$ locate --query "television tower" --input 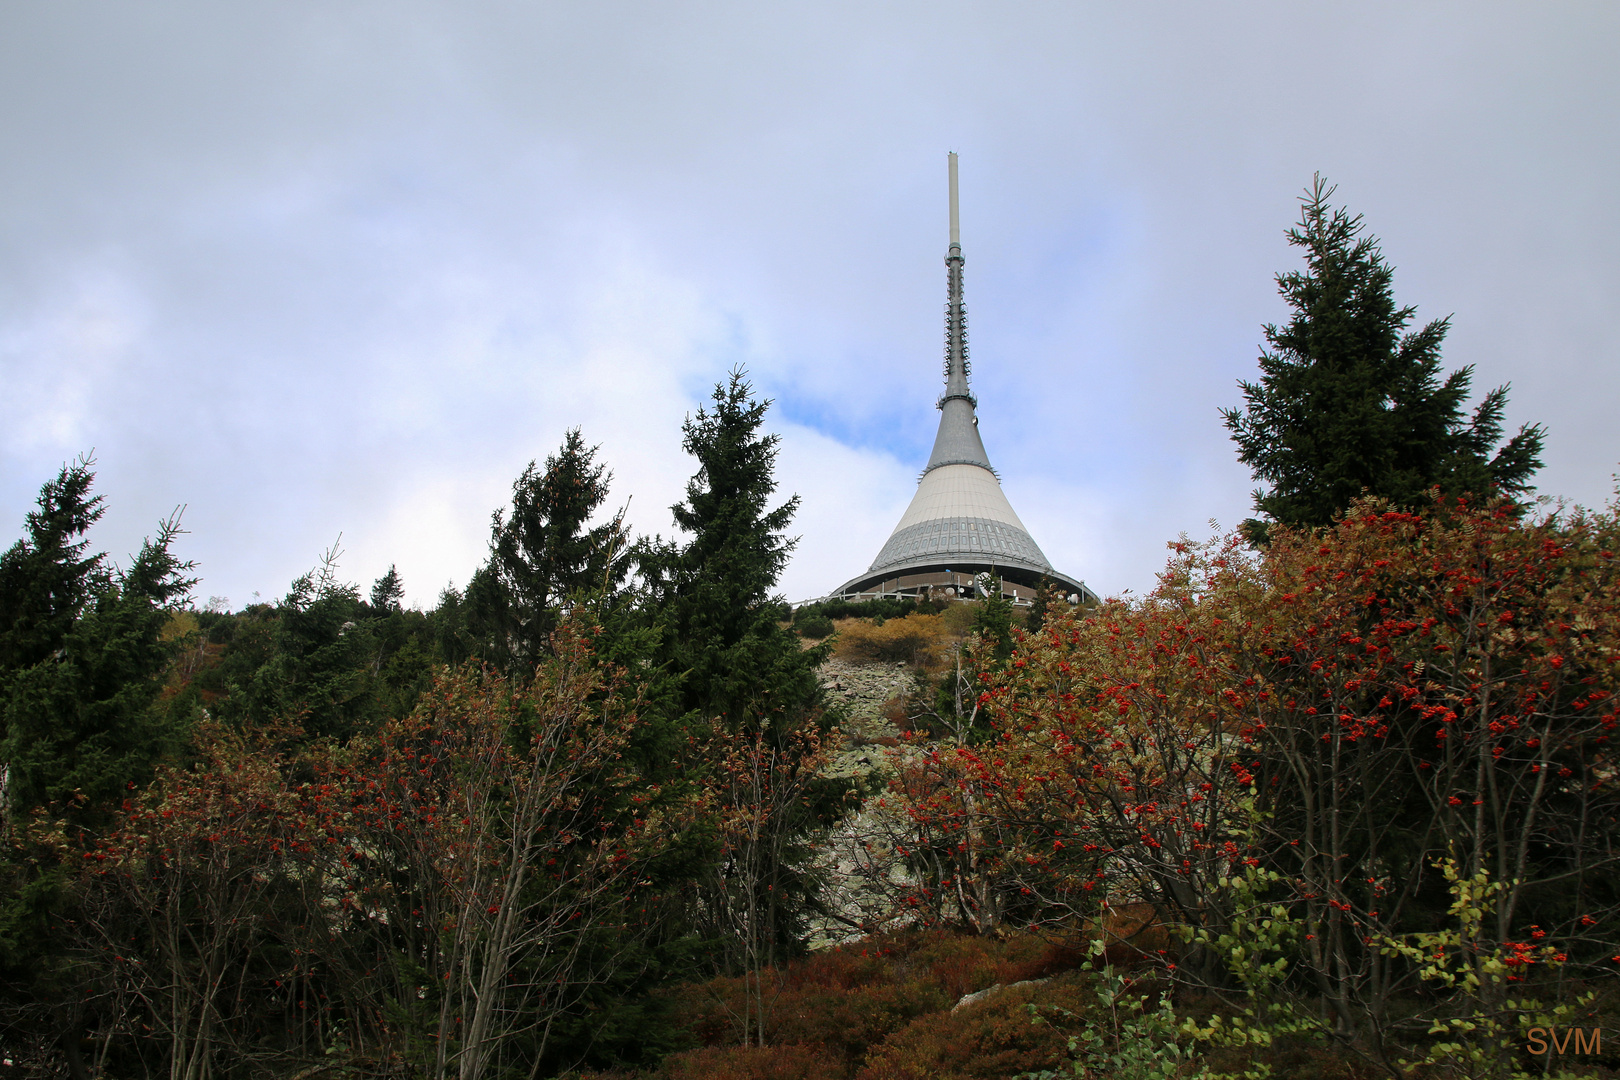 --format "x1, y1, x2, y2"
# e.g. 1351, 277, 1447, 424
832, 153, 1094, 605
